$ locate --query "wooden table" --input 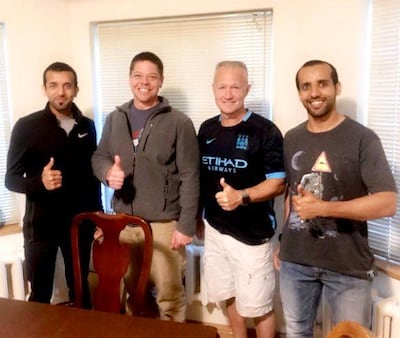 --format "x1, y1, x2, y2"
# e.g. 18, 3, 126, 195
0, 298, 219, 338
